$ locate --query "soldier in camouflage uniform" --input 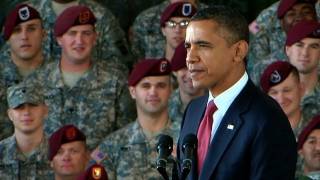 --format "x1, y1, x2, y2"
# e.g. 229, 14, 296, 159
169, 42, 205, 123
247, 0, 317, 73
25, 6, 135, 150
296, 115, 320, 180
0, 83, 53, 179
26, 0, 132, 68
160, 2, 197, 61
131, 0, 207, 61
260, 61, 316, 138
49, 125, 90, 180
91, 59, 180, 179
285, 20, 320, 122
0, 4, 49, 140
